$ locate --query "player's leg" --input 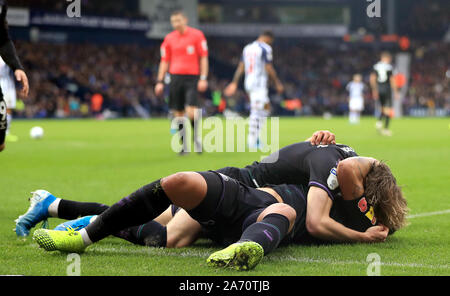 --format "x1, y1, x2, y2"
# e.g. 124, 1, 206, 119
207, 202, 296, 270
381, 93, 393, 135
169, 75, 189, 154
15, 189, 110, 236
165, 208, 202, 248
33, 171, 215, 252
184, 76, 202, 153
248, 89, 269, 149
113, 206, 174, 246
376, 93, 387, 132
